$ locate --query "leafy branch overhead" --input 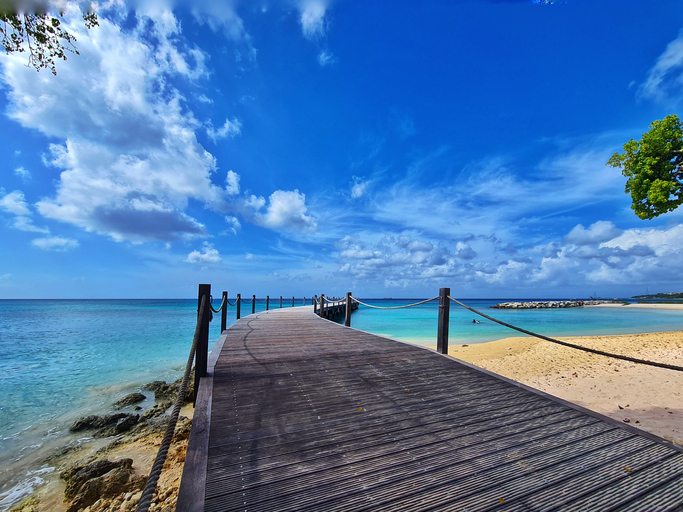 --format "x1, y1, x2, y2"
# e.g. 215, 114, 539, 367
608, 114, 683, 220
0, 8, 98, 75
